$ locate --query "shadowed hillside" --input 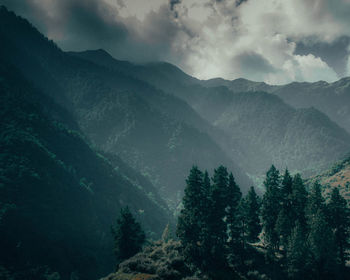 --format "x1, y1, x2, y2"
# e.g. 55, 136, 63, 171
0, 60, 171, 279
0, 6, 251, 205
74, 47, 350, 182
